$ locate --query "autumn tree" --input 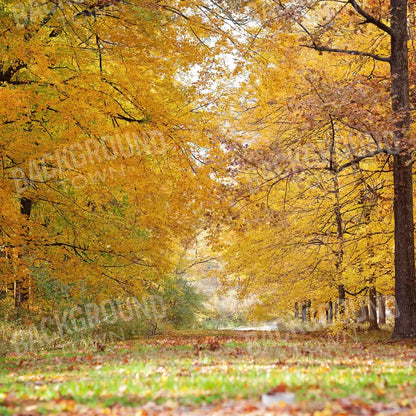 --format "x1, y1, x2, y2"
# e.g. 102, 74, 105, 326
289, 0, 416, 337
199, 0, 409, 333
0, 0, 224, 310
